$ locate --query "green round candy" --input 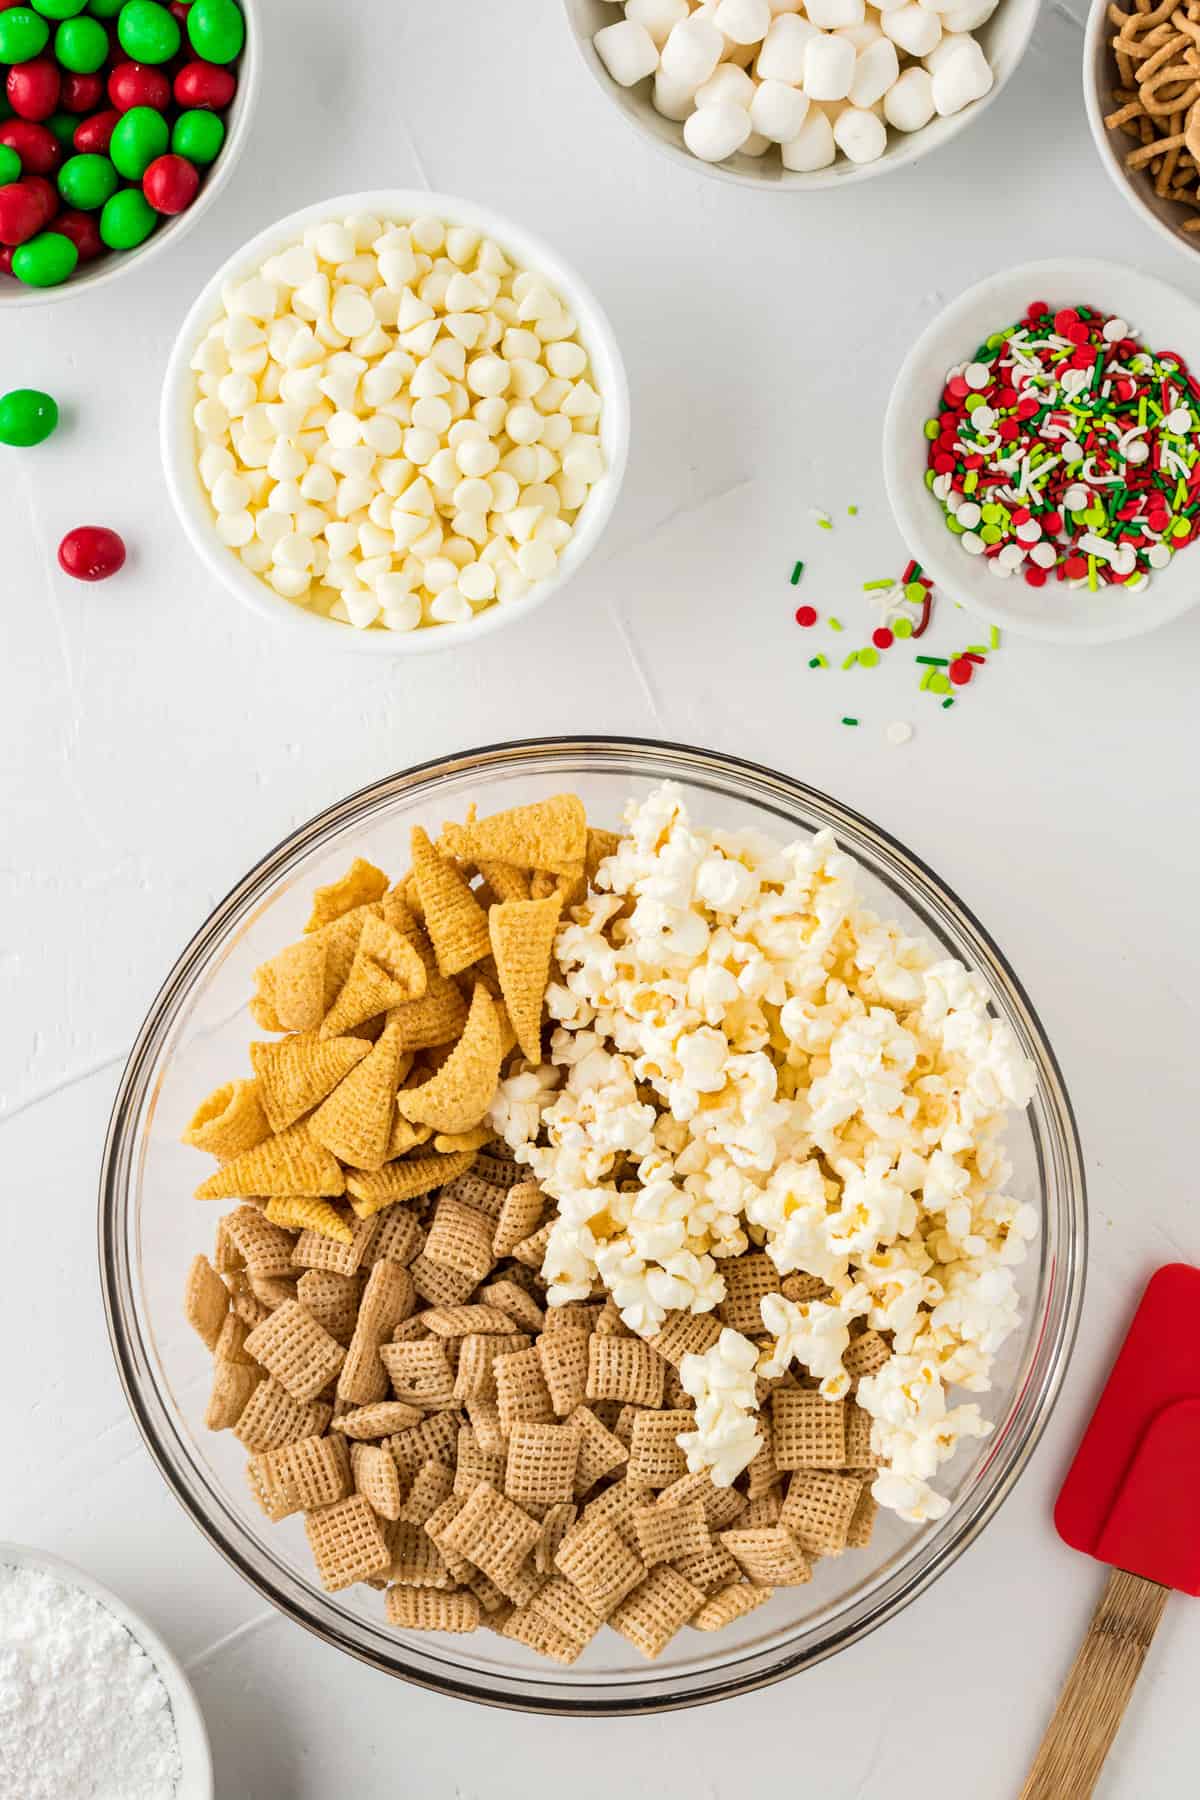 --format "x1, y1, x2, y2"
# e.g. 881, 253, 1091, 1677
31, 0, 89, 17
99, 185, 156, 249
0, 387, 58, 447
186, 0, 243, 63
87, 0, 125, 13
117, 0, 180, 60
58, 151, 117, 209
0, 145, 21, 184
109, 104, 169, 179
12, 232, 79, 288
0, 8, 51, 60
47, 111, 77, 146
171, 107, 224, 164
55, 12, 109, 68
